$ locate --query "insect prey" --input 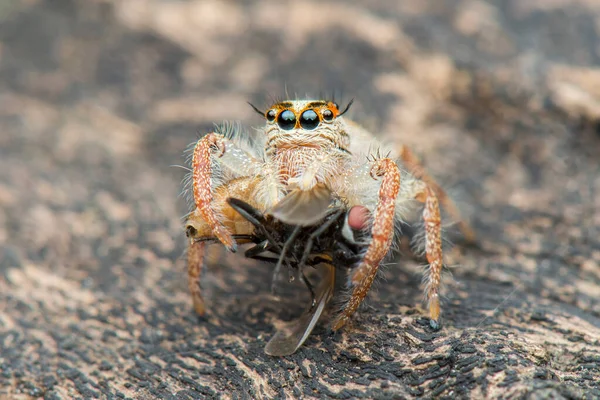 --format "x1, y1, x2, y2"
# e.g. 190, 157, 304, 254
225, 198, 369, 355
